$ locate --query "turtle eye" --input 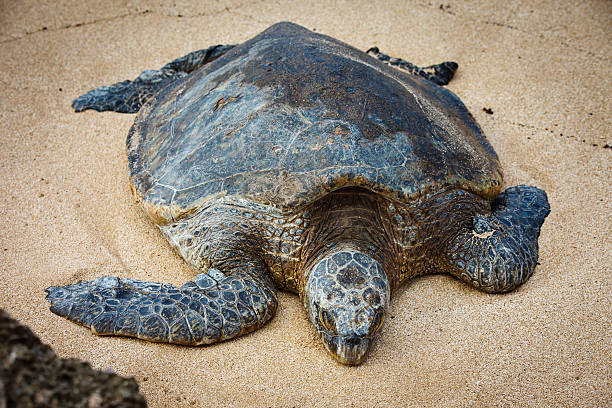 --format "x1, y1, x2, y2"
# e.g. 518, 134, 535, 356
319, 309, 336, 333
369, 311, 384, 335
